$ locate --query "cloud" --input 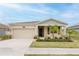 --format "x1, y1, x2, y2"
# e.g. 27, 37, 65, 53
31, 4, 58, 15
0, 12, 4, 17
59, 4, 79, 19
71, 4, 79, 9
0, 3, 58, 15
0, 4, 21, 9
0, 3, 79, 25
21, 4, 58, 15
60, 11, 78, 19
0, 3, 78, 19
0, 3, 24, 12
